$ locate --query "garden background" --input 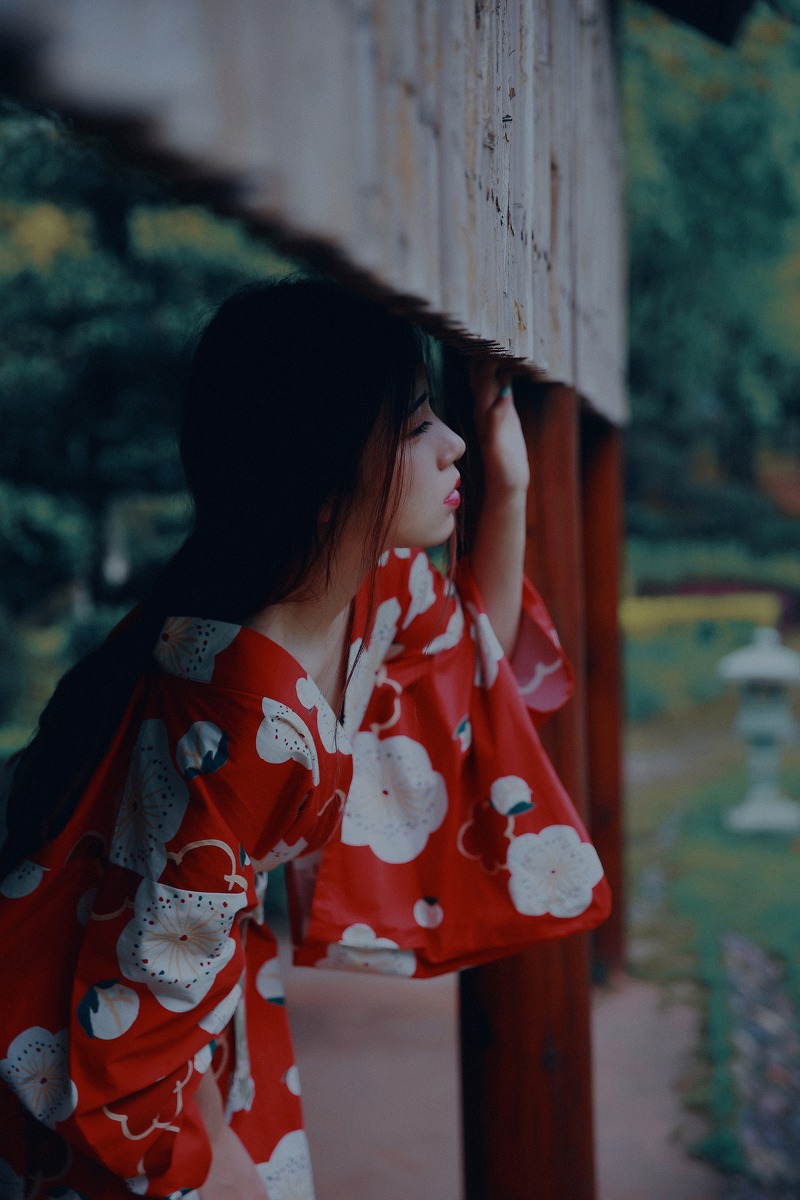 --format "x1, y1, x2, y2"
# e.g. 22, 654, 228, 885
3, 0, 800, 1188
